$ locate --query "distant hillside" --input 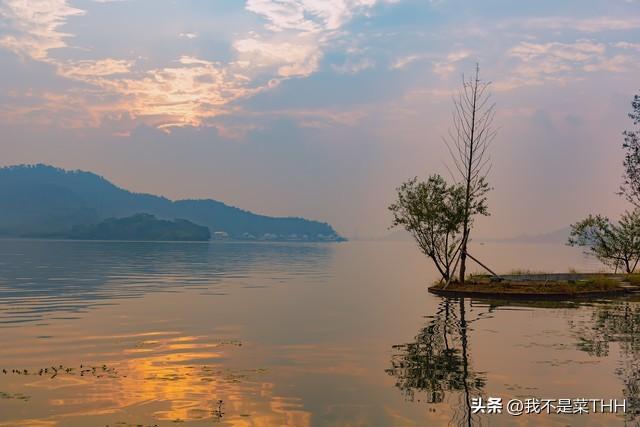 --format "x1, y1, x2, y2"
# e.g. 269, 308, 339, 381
506, 227, 570, 244
0, 165, 344, 241
62, 214, 211, 241
379, 229, 413, 242
381, 227, 571, 244
477, 227, 571, 245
